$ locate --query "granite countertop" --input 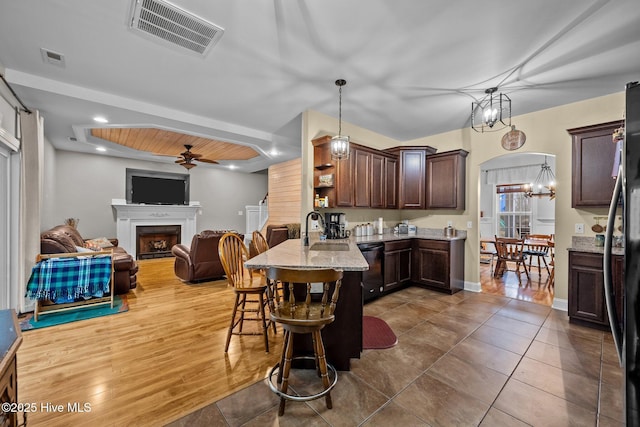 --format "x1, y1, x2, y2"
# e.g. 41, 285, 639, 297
353, 228, 467, 244
568, 236, 624, 255
245, 237, 369, 271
